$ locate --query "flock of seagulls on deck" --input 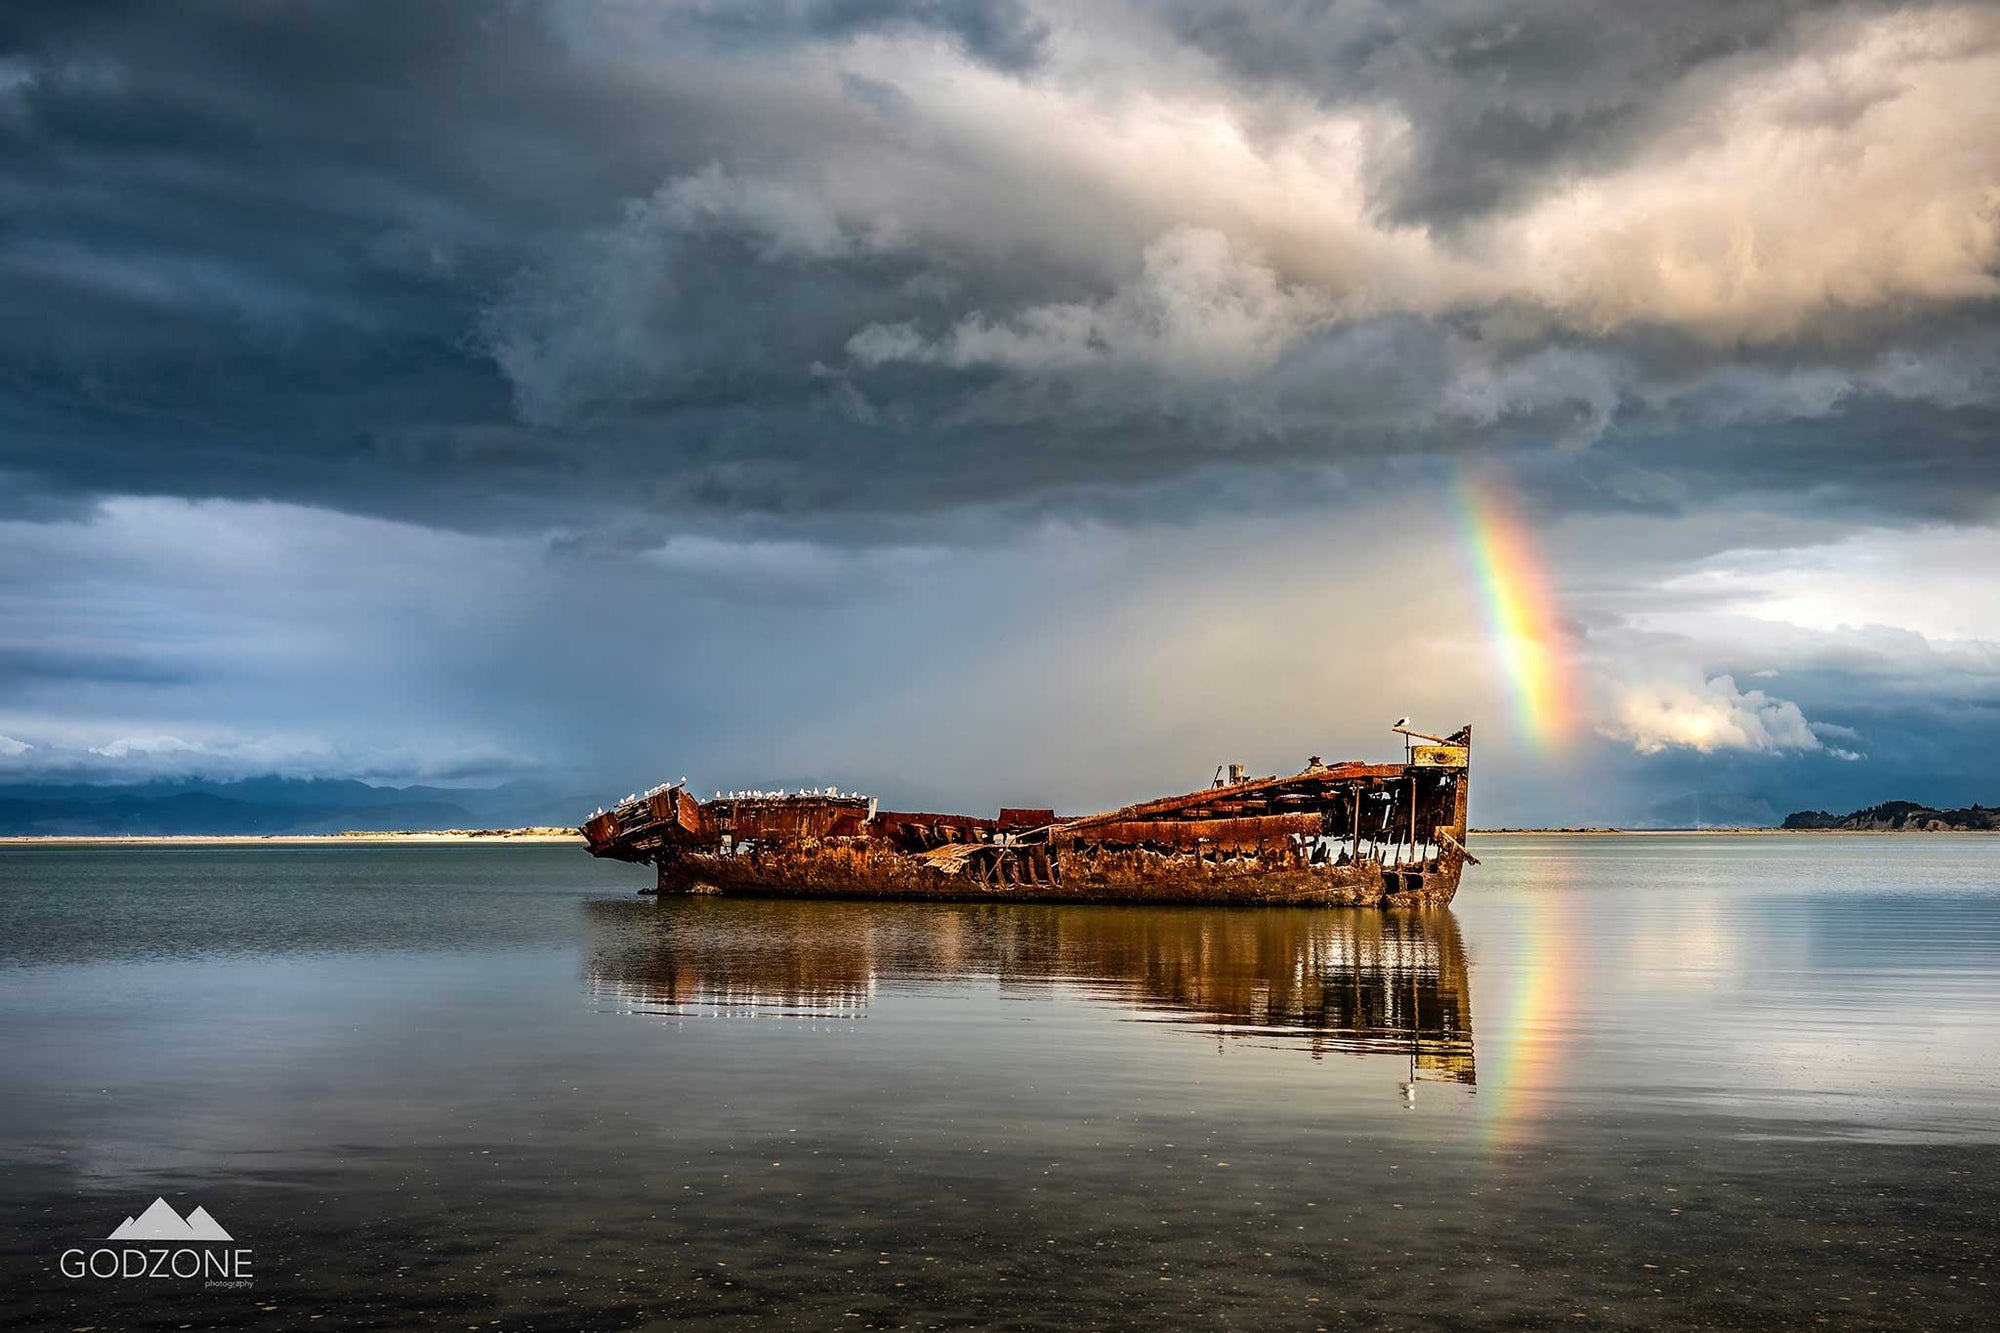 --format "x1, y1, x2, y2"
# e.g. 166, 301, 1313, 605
594, 781, 852, 817
597, 719, 1424, 818
590, 777, 688, 818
